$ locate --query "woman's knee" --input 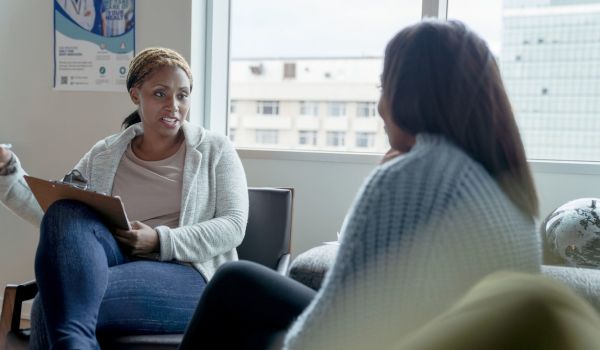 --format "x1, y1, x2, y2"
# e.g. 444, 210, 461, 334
40, 200, 100, 240
211, 261, 270, 289
43, 199, 96, 223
